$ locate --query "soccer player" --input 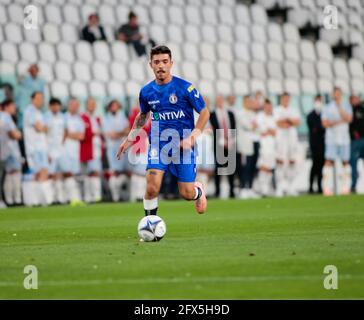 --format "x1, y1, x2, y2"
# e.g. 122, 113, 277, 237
103, 100, 130, 202
80, 98, 103, 203
23, 92, 53, 206
116, 45, 210, 216
321, 87, 353, 196
44, 97, 67, 204
256, 99, 276, 197
63, 98, 85, 205
274, 92, 301, 197
1, 99, 22, 205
